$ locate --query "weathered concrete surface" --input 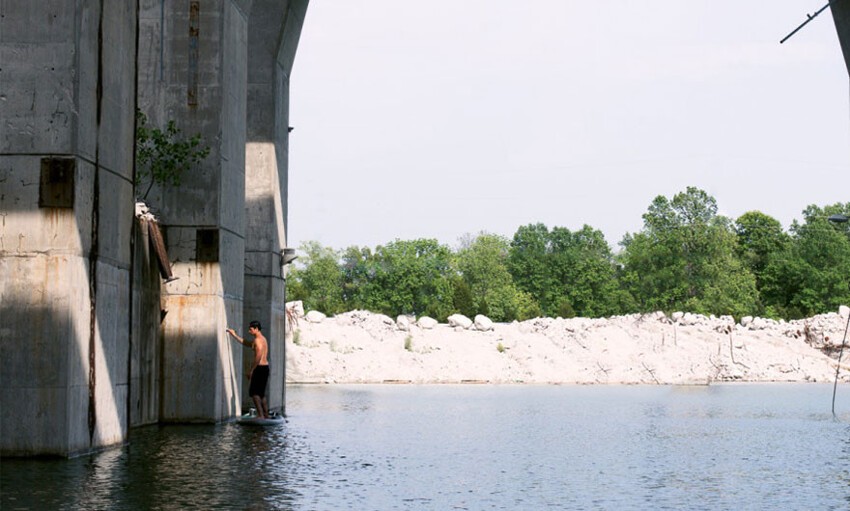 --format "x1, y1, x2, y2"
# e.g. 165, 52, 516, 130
242, 0, 308, 414
832, 0, 850, 77
2, 0, 307, 453
1, 0, 137, 456
136, 0, 307, 420
137, 0, 249, 422
130, 218, 164, 427
139, 0, 277, 421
